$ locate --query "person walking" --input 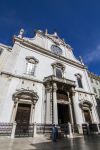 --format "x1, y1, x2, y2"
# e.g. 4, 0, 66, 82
64, 123, 68, 137
52, 124, 58, 142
